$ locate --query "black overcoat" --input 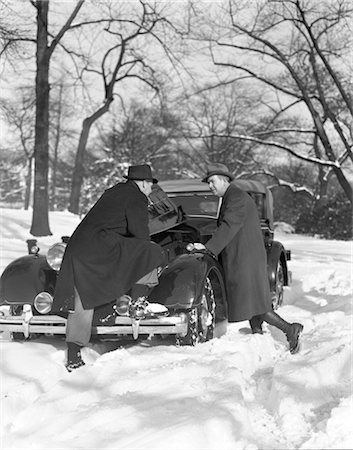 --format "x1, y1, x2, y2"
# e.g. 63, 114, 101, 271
205, 183, 272, 322
53, 181, 164, 312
